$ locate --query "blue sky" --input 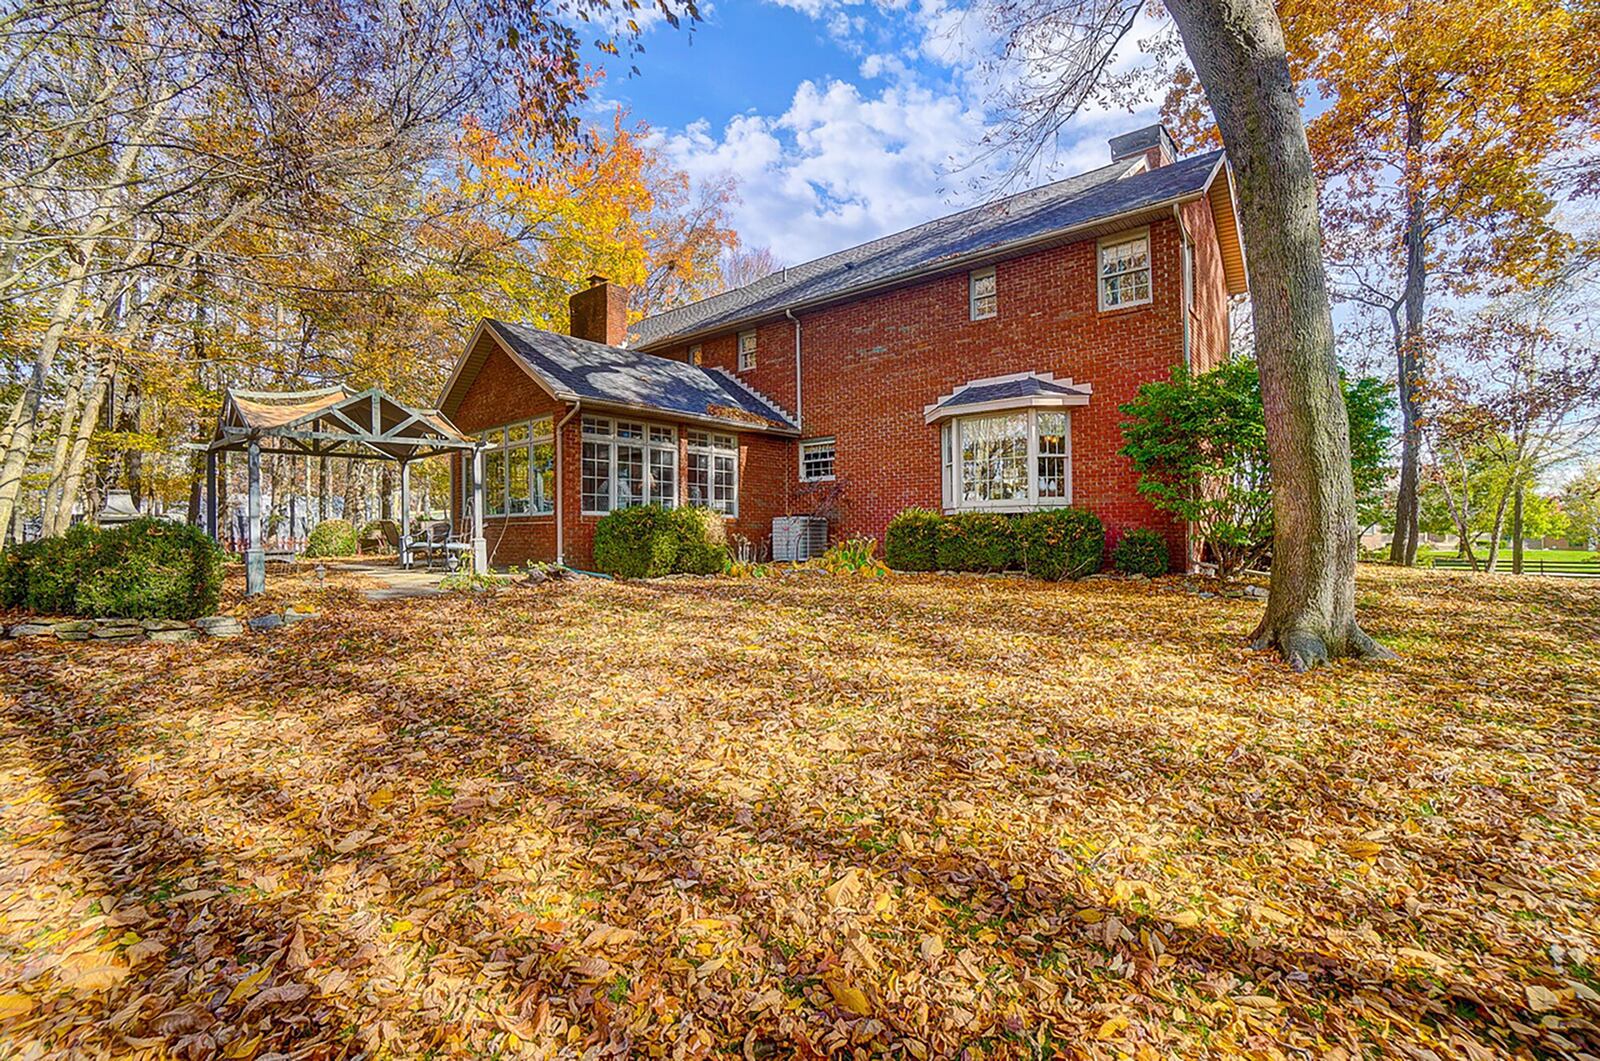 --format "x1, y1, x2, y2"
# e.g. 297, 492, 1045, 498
584, 1, 1170, 265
